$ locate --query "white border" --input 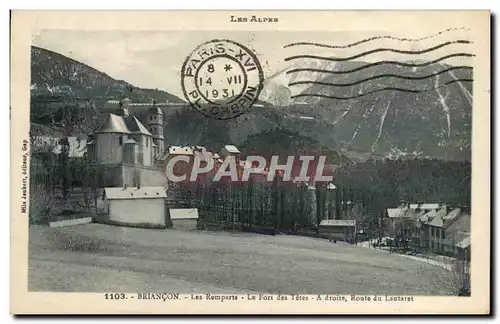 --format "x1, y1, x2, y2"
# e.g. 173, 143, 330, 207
4, 1, 497, 323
